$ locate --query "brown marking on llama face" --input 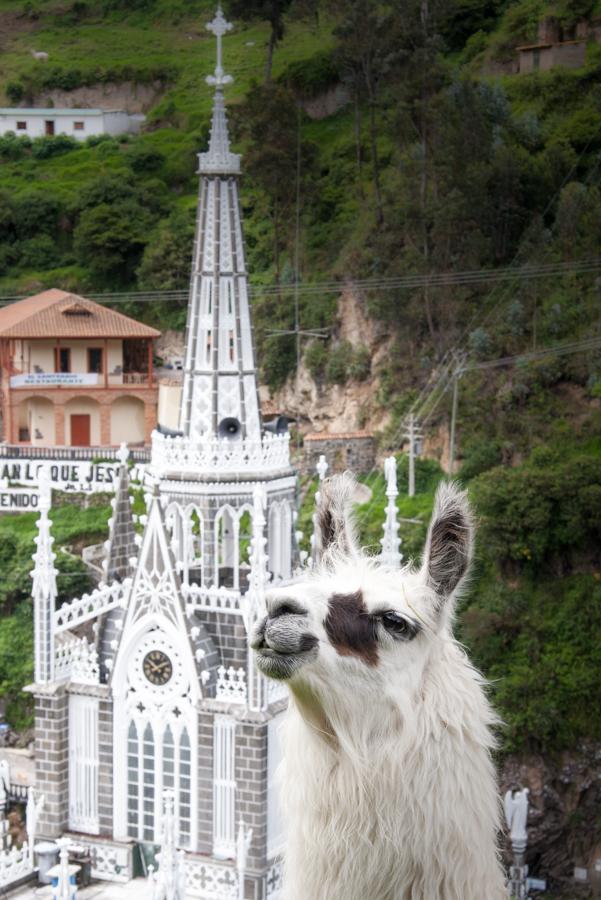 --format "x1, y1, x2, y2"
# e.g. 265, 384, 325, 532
325, 590, 379, 667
